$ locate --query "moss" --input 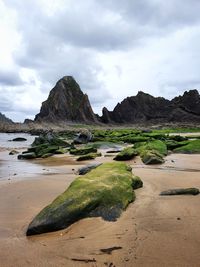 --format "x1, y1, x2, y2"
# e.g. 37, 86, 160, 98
165, 140, 189, 150
114, 147, 138, 161
131, 176, 143, 189
77, 152, 102, 161
140, 150, 164, 164
136, 140, 167, 156
70, 146, 97, 155
26, 162, 142, 235
135, 140, 167, 165
173, 140, 200, 154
